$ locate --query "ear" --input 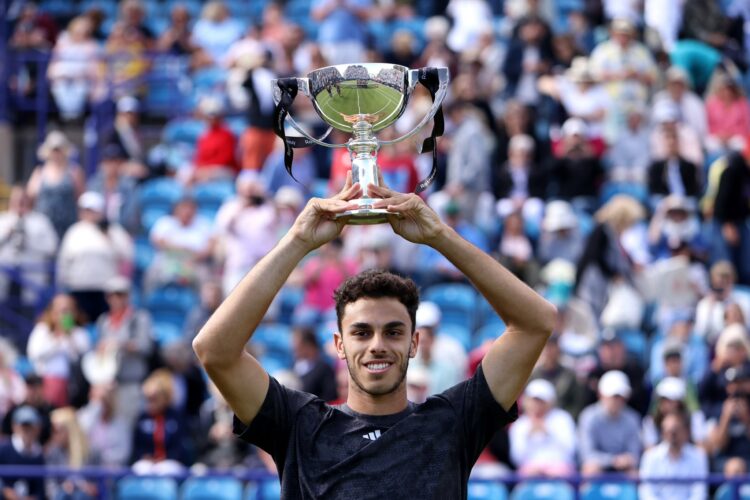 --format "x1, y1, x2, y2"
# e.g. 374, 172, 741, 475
409, 330, 420, 358
333, 331, 346, 360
